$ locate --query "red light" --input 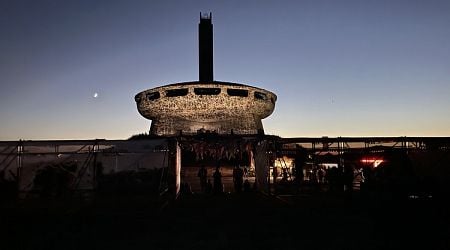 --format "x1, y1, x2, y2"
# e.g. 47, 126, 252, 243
360, 158, 384, 167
